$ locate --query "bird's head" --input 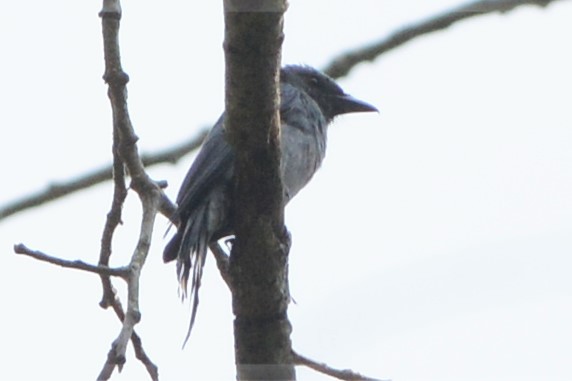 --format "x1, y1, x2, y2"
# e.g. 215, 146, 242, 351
281, 65, 378, 122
